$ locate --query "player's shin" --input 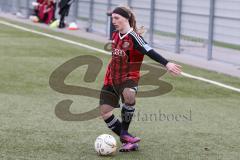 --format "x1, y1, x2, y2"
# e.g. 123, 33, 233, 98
121, 104, 135, 134
104, 114, 122, 136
